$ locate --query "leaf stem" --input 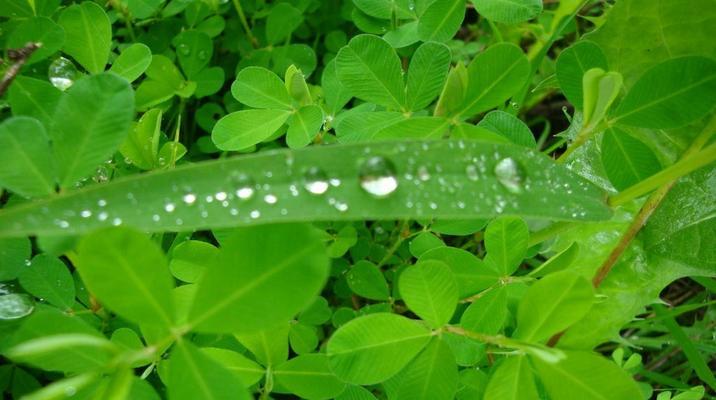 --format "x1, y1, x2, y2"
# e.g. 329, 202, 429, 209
232, 0, 258, 48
